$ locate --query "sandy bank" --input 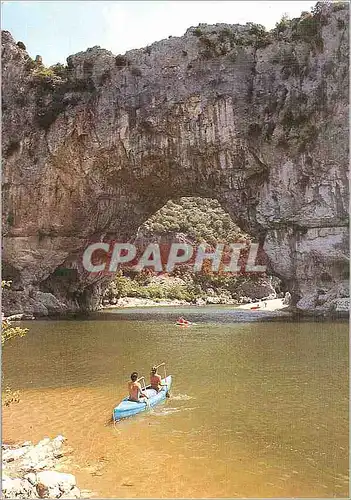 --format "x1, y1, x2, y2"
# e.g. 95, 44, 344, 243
236, 298, 288, 312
